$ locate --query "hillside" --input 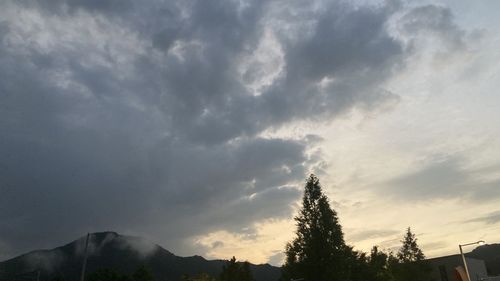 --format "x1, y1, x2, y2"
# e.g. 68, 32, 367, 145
0, 232, 281, 281
466, 244, 500, 276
